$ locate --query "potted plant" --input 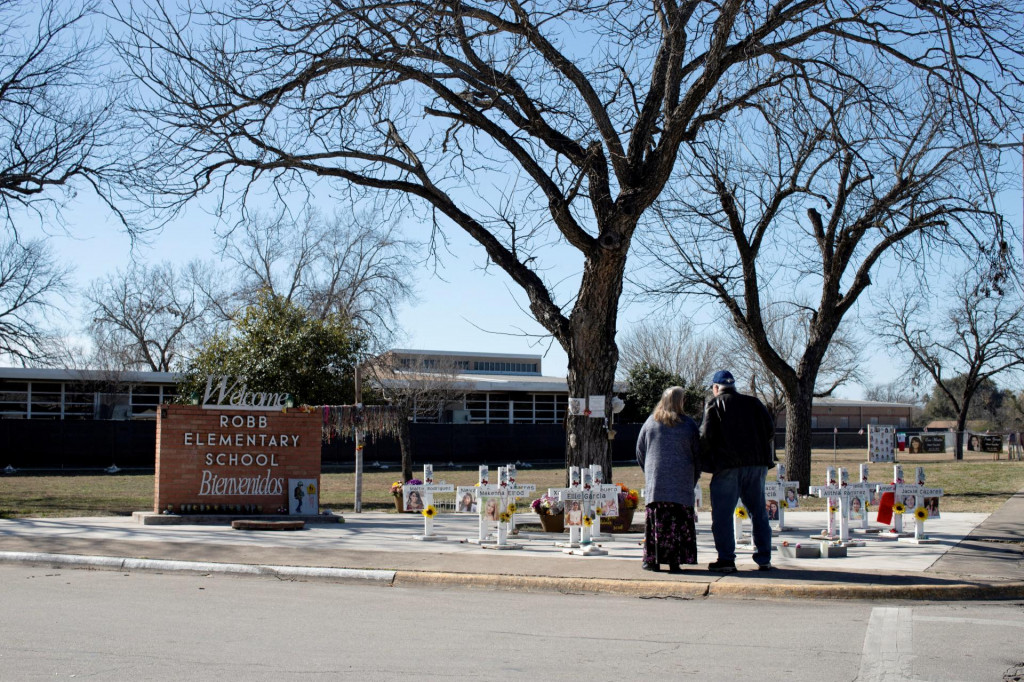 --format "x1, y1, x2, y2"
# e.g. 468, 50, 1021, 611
391, 478, 422, 513
531, 494, 565, 532
601, 484, 640, 533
